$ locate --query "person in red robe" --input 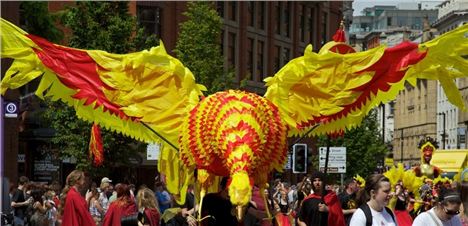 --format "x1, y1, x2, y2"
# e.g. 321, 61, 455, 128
136, 187, 160, 226
103, 183, 137, 226
298, 172, 345, 226
393, 183, 413, 226
61, 170, 96, 226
